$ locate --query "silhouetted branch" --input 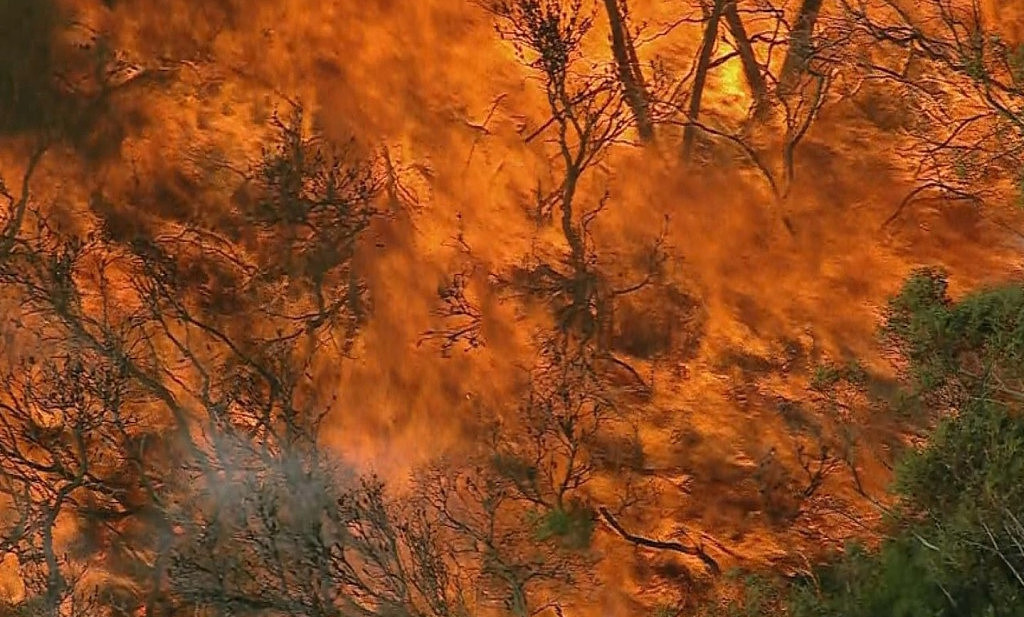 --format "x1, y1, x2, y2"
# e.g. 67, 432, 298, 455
598, 507, 721, 574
